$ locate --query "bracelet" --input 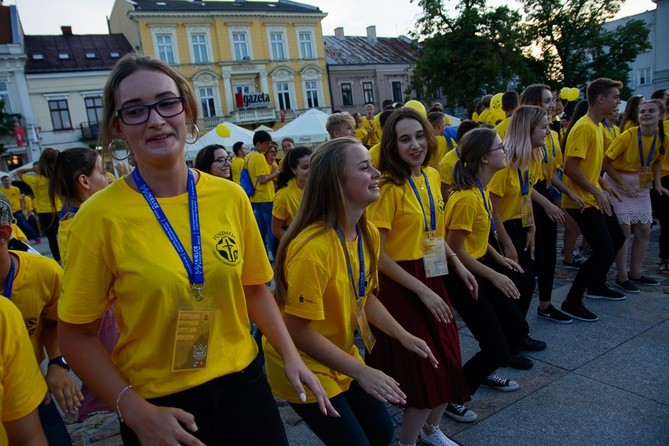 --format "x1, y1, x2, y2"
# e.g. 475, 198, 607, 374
447, 254, 458, 258
115, 385, 133, 423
